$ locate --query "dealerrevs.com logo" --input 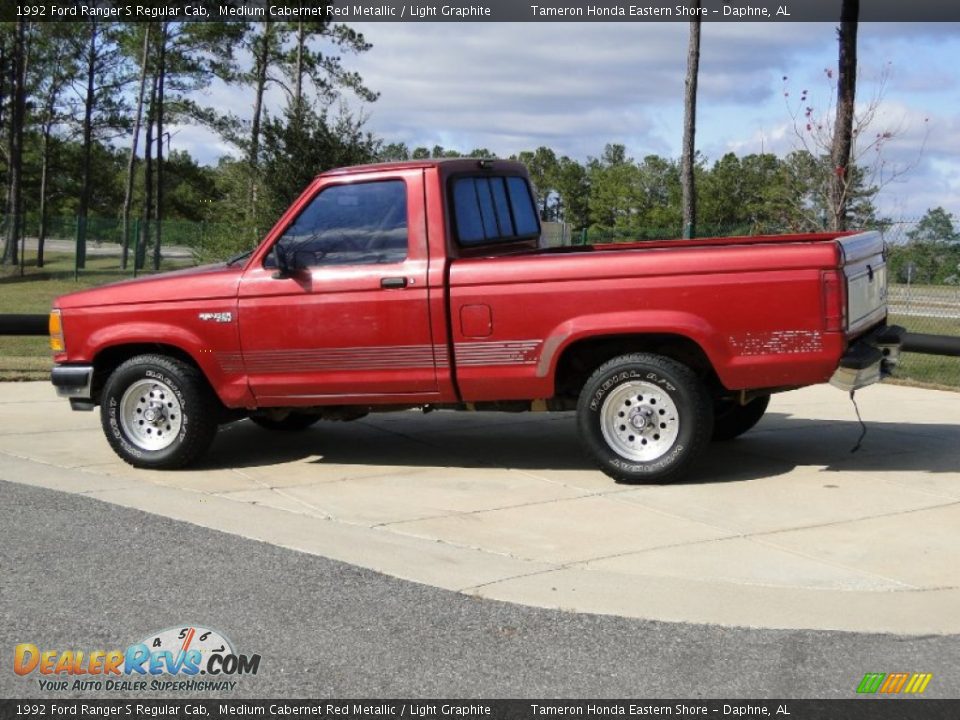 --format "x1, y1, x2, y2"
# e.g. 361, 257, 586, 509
13, 626, 260, 693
